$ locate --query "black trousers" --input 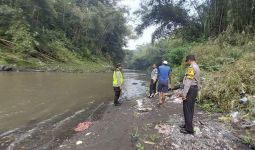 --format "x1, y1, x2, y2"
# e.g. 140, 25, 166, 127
114, 87, 121, 104
183, 85, 198, 132
149, 79, 158, 95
